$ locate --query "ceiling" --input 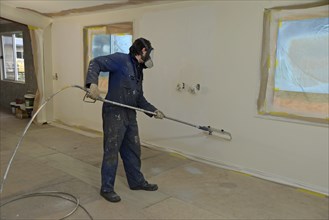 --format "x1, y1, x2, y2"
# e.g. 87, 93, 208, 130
0, 0, 163, 17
